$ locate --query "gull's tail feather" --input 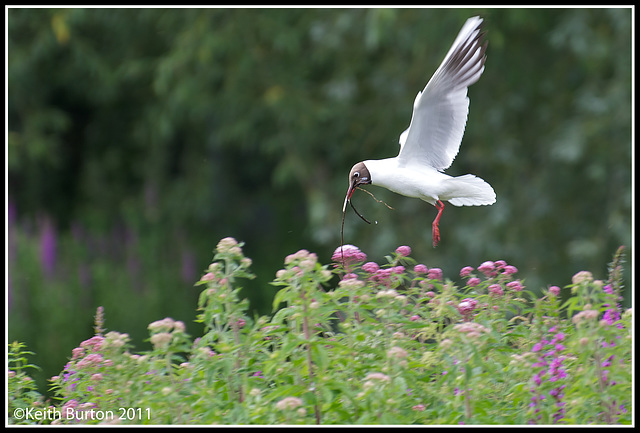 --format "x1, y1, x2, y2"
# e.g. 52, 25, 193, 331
445, 174, 496, 206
